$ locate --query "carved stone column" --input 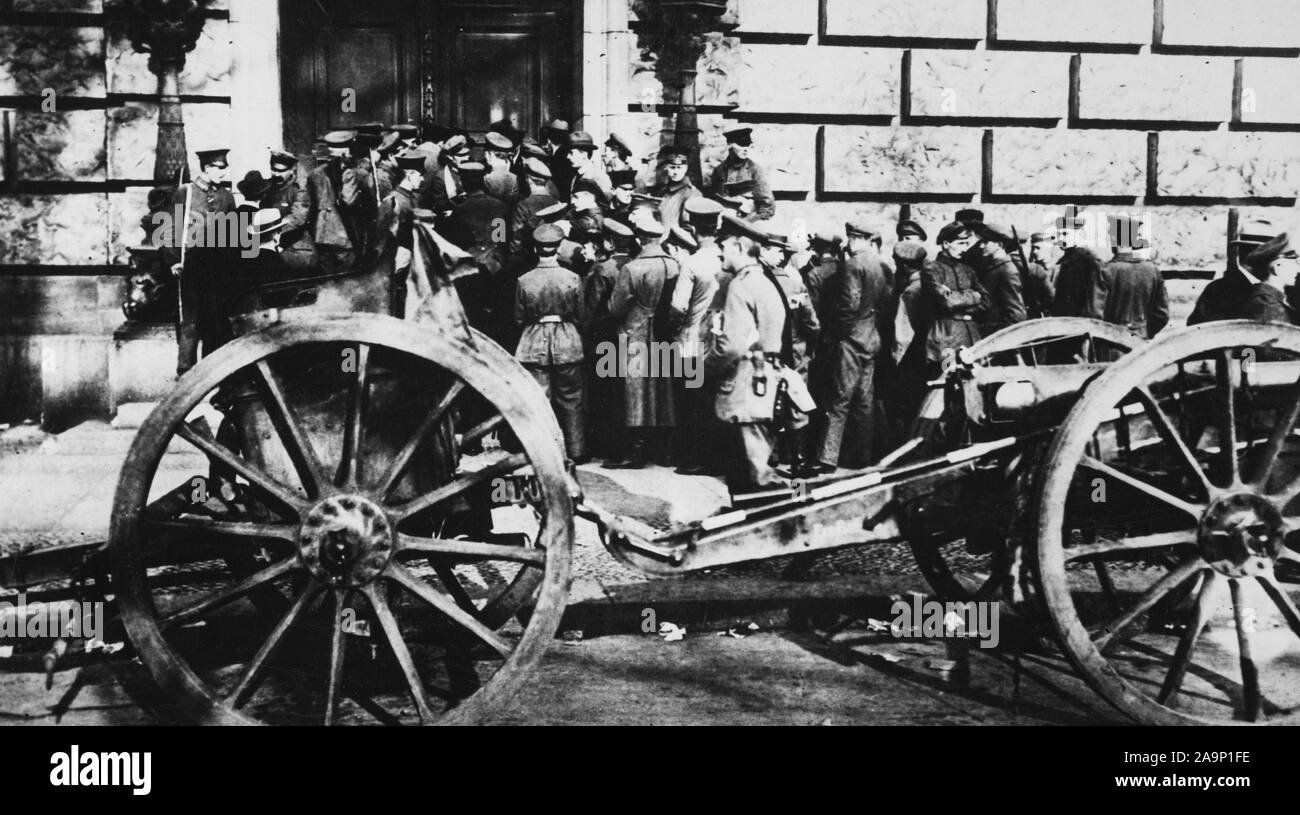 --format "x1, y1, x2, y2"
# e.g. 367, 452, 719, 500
631, 0, 732, 186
